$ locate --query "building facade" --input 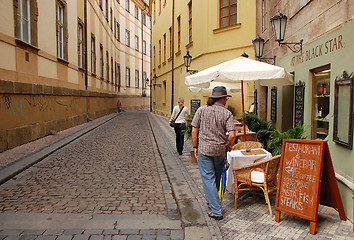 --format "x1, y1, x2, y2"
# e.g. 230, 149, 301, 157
150, 0, 257, 117
0, 0, 151, 152
254, 0, 354, 223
